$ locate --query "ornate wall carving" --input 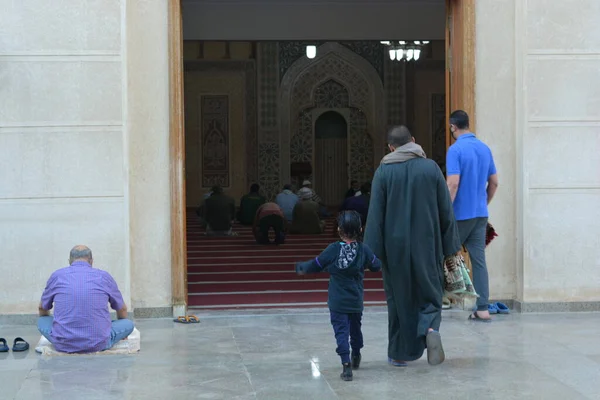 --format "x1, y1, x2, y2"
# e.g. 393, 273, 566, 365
384, 57, 407, 128
257, 43, 280, 200
280, 42, 385, 186
431, 93, 447, 173
349, 108, 374, 184
184, 61, 257, 190
201, 95, 229, 187
279, 41, 384, 83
